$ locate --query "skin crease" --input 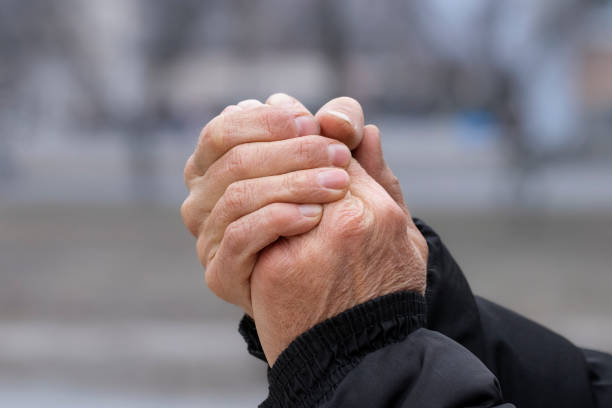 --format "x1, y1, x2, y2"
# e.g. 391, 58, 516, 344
181, 94, 428, 366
